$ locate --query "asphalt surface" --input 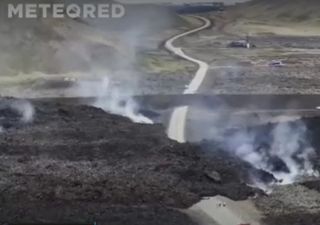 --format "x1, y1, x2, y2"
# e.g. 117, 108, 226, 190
164, 15, 262, 225
166, 15, 211, 143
